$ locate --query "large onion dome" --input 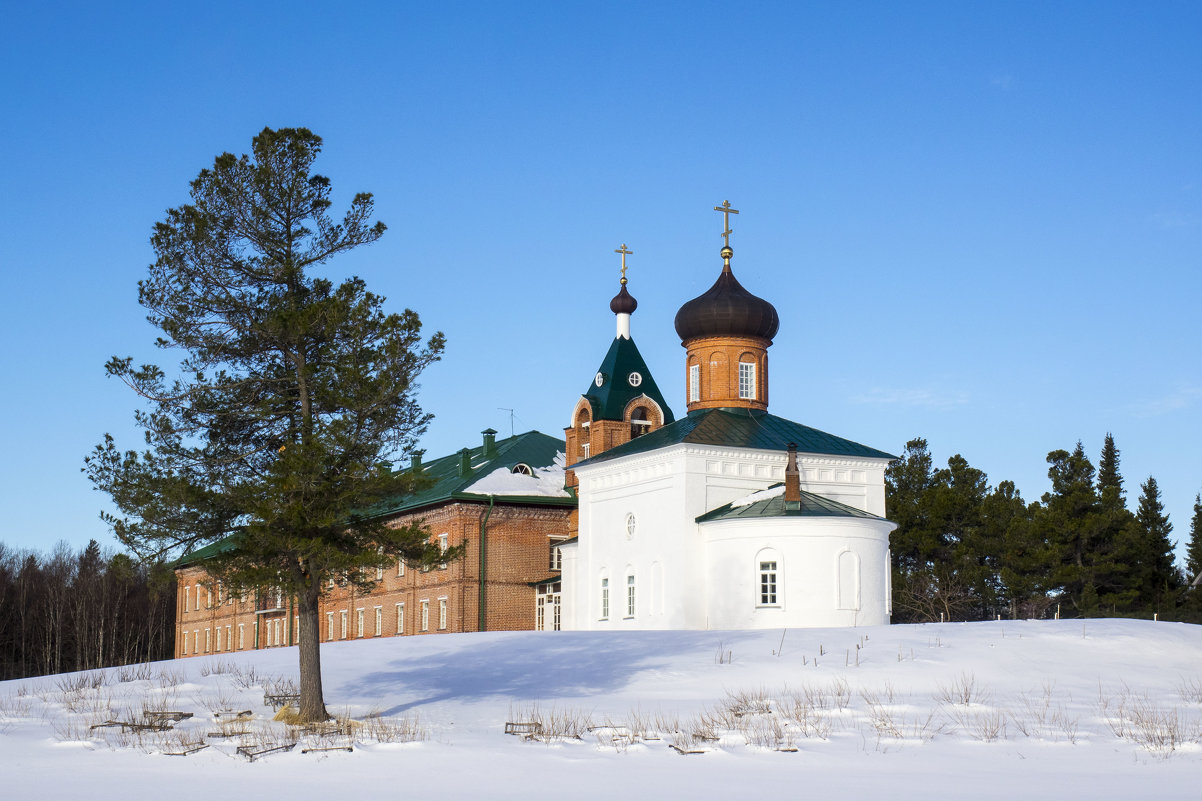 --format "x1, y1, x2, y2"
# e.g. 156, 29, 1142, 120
610, 281, 638, 315
674, 246, 779, 342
